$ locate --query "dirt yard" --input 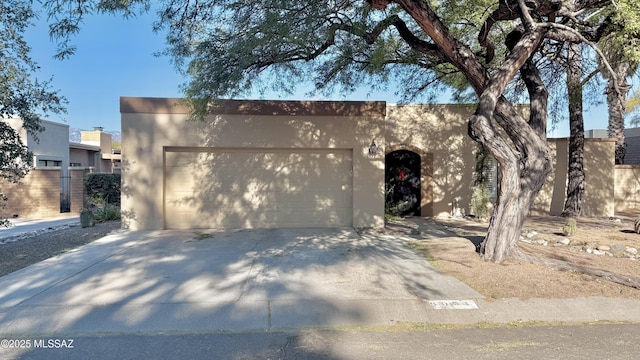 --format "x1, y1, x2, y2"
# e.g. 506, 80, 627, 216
0, 221, 121, 277
393, 214, 640, 300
